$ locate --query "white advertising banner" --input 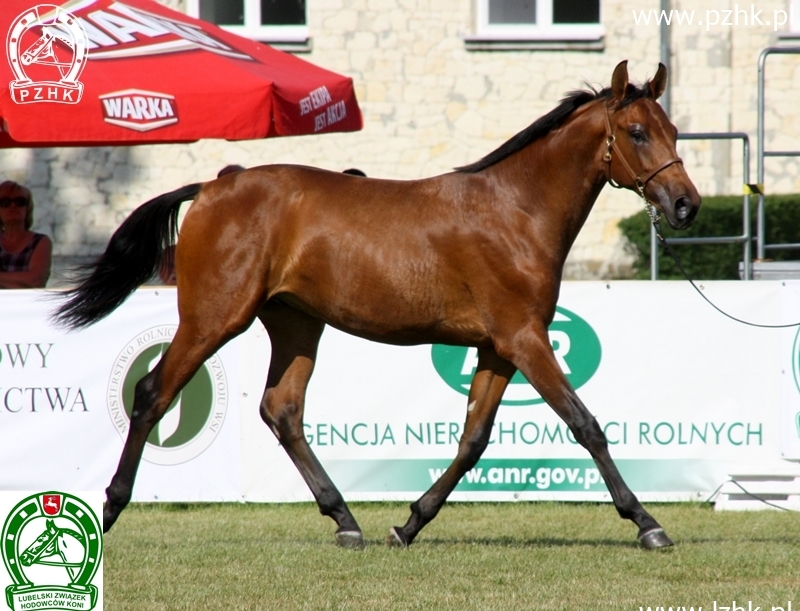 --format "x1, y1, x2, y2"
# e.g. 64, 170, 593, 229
239, 281, 794, 503
1, 282, 797, 504
0, 289, 241, 502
